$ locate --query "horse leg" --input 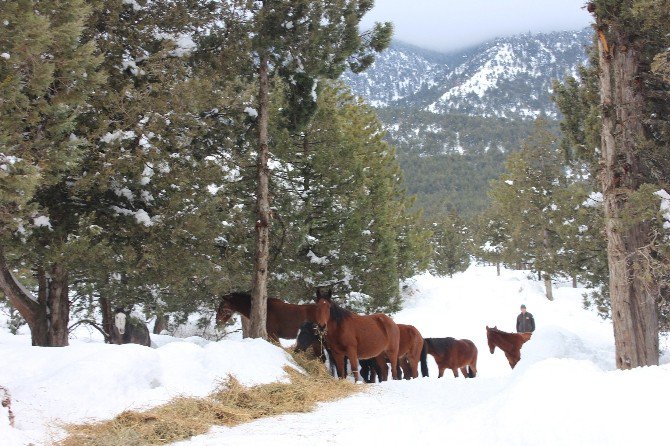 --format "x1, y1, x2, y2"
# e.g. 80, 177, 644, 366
374, 355, 388, 382
388, 354, 399, 380
400, 357, 412, 380
437, 367, 445, 378
470, 352, 478, 377
453, 368, 460, 378
333, 353, 347, 379
459, 367, 468, 378
346, 348, 361, 382
409, 355, 419, 379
